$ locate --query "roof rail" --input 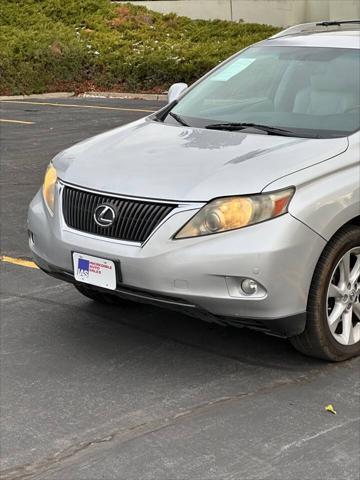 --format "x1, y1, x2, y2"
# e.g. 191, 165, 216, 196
271, 20, 360, 39
316, 20, 360, 27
